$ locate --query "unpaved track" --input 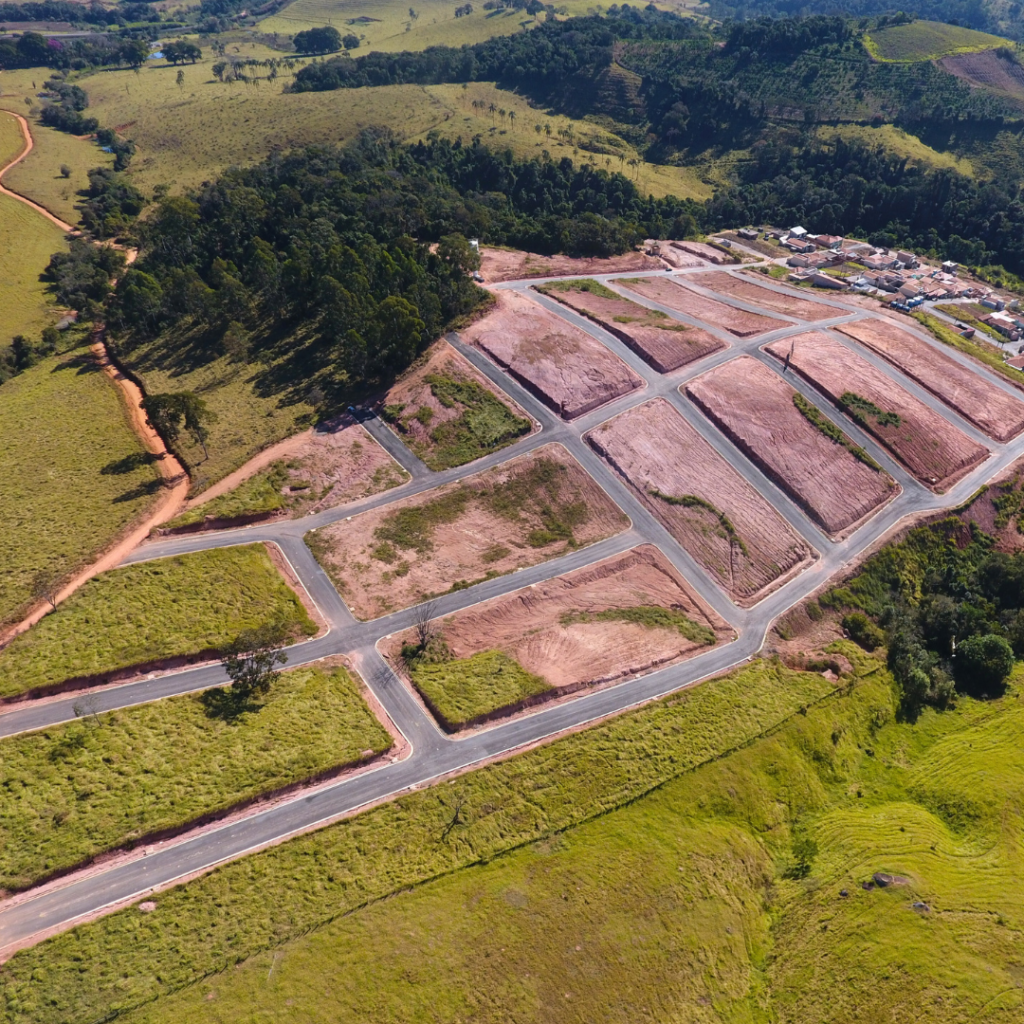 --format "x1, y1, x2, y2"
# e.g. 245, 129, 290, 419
5, 256, 1024, 959
0, 111, 75, 232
